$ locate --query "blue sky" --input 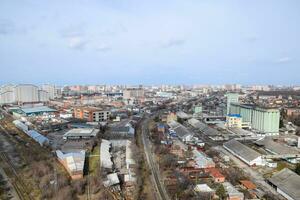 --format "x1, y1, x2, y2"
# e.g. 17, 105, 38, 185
0, 0, 299, 85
